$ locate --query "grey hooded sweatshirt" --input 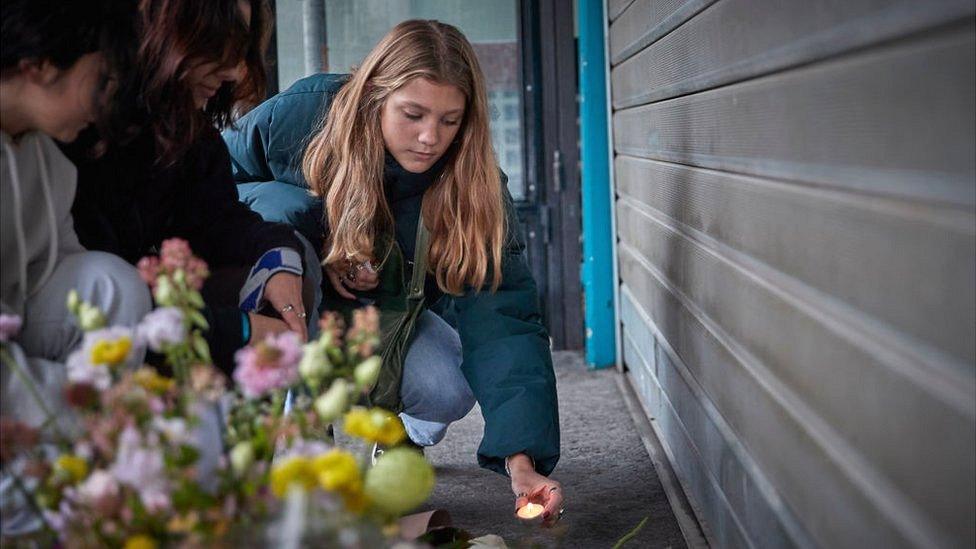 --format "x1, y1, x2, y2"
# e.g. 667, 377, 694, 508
1, 130, 85, 317
1, 129, 85, 535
